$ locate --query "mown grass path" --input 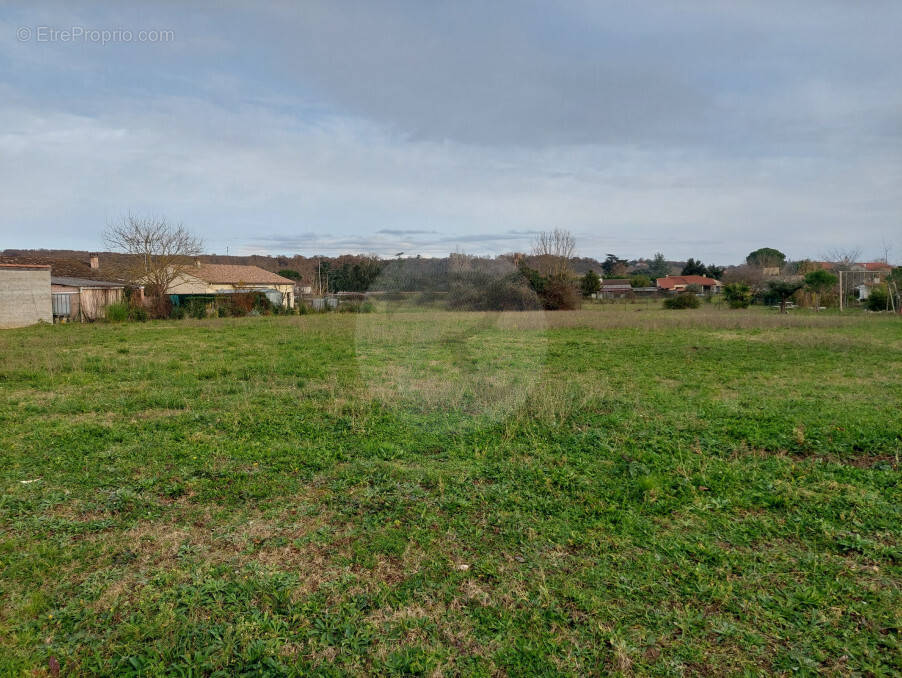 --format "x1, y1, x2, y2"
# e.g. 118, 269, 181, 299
1, 309, 900, 675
